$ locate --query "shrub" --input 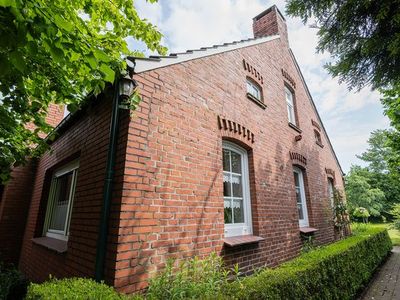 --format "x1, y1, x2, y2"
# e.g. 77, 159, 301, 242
146, 252, 238, 300
225, 227, 392, 300
0, 263, 27, 300
26, 277, 130, 300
